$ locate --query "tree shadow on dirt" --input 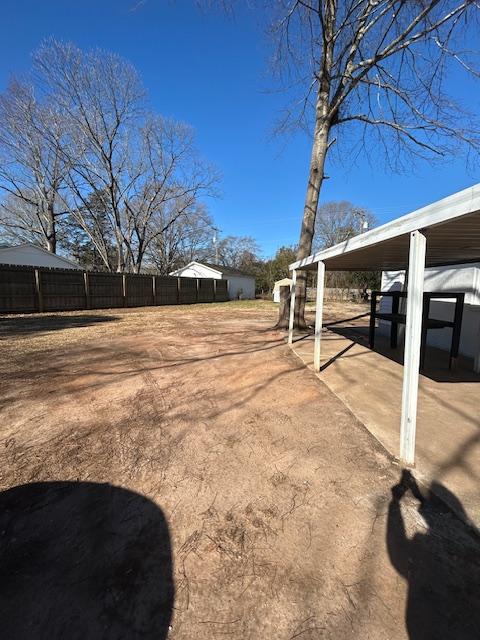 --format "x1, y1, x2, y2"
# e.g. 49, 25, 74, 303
0, 314, 120, 337
387, 470, 480, 639
0, 335, 289, 400
327, 324, 479, 383
0, 481, 174, 640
